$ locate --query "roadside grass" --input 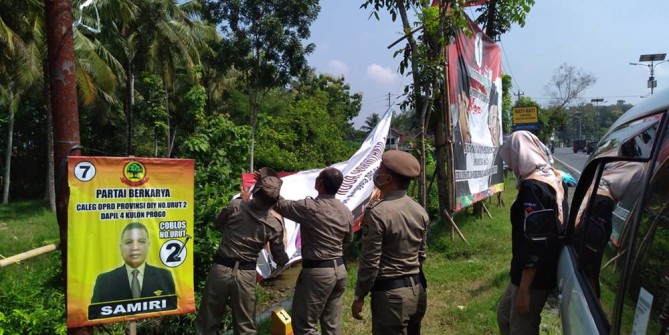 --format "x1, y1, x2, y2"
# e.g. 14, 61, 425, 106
0, 200, 59, 255
0, 200, 67, 334
0, 199, 60, 279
